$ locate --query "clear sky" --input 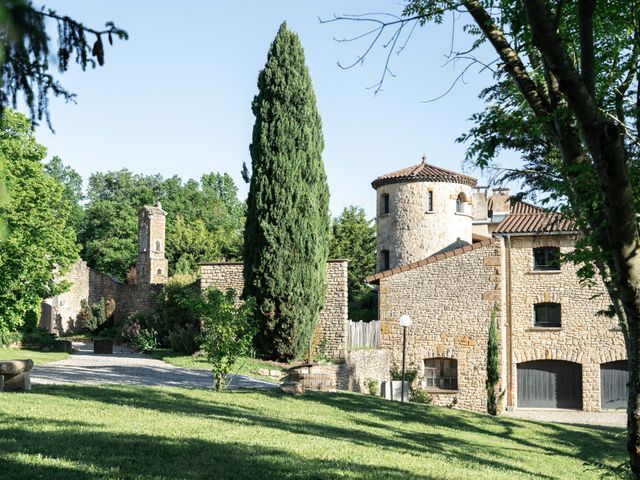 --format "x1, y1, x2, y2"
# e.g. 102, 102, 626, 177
28, 1, 517, 218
